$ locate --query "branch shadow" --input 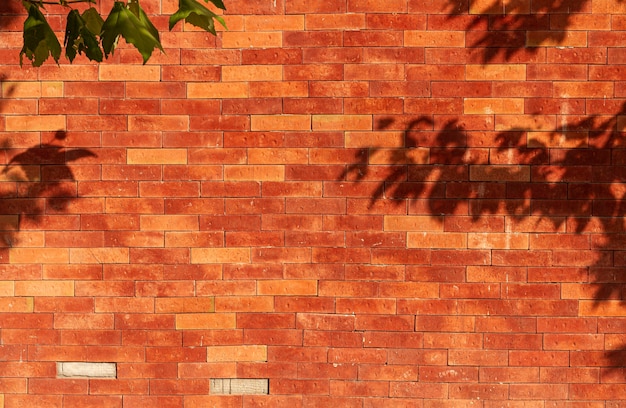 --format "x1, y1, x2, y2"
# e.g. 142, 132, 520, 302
441, 0, 622, 63
341, 102, 626, 375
